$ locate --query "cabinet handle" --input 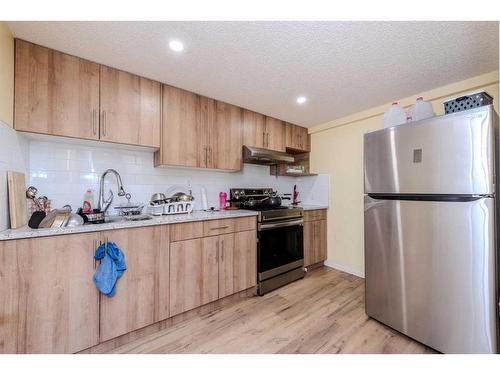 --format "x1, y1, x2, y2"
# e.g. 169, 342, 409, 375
91, 109, 95, 135
92, 239, 97, 269
210, 225, 229, 230
220, 239, 224, 261
267, 133, 270, 148
102, 111, 107, 137
208, 146, 212, 165
263, 131, 266, 147
204, 146, 208, 167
